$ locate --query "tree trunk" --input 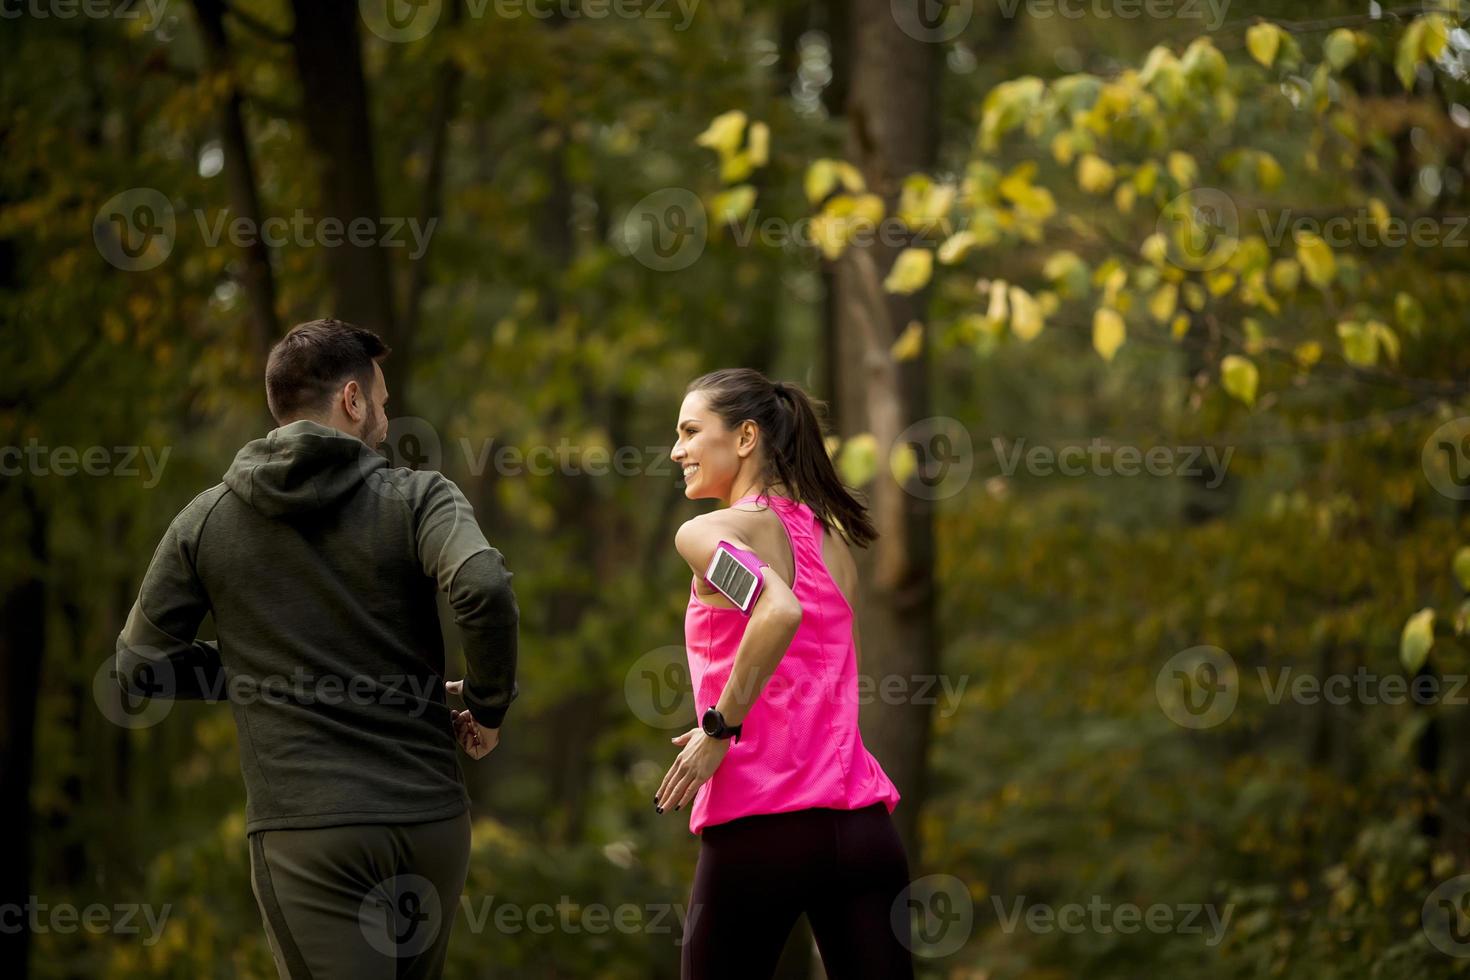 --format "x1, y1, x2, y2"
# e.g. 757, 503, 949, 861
290, 0, 404, 399
831, 0, 939, 863
193, 0, 280, 369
